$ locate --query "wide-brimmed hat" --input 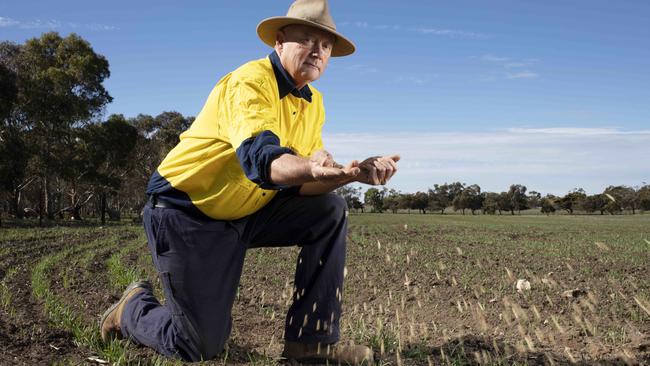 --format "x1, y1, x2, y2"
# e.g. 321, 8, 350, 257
256, 0, 355, 57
